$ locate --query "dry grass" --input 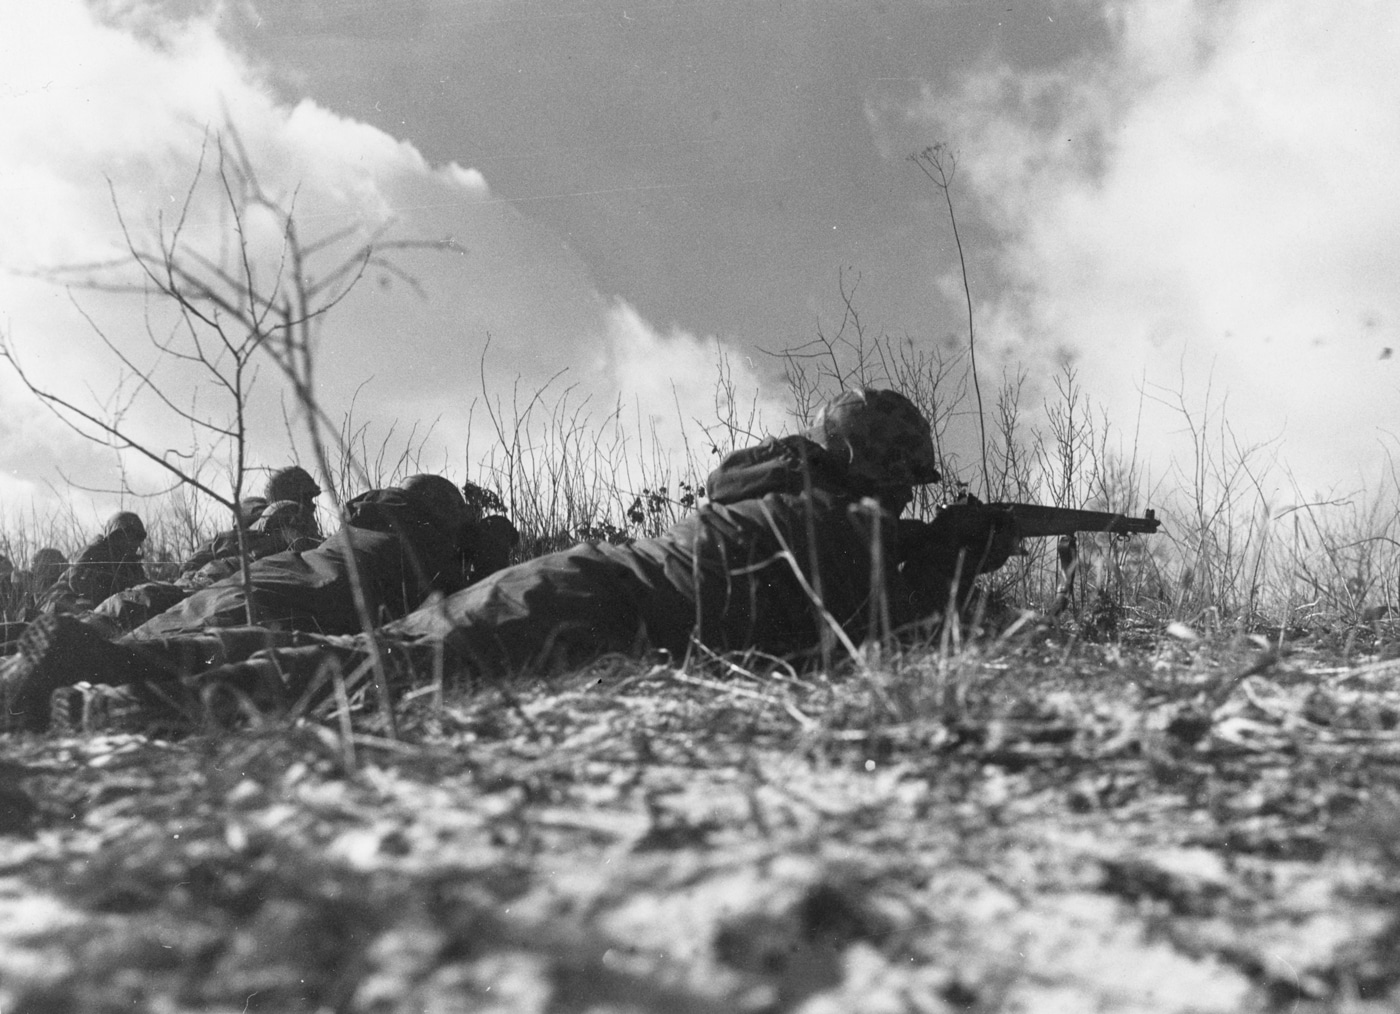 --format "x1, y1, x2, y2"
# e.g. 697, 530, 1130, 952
5, 626, 1400, 1011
